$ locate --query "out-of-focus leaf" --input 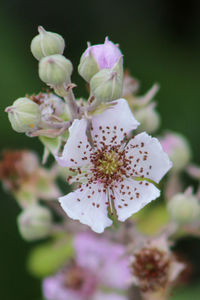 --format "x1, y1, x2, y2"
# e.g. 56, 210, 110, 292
134, 203, 170, 235
170, 282, 200, 300
27, 237, 74, 278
